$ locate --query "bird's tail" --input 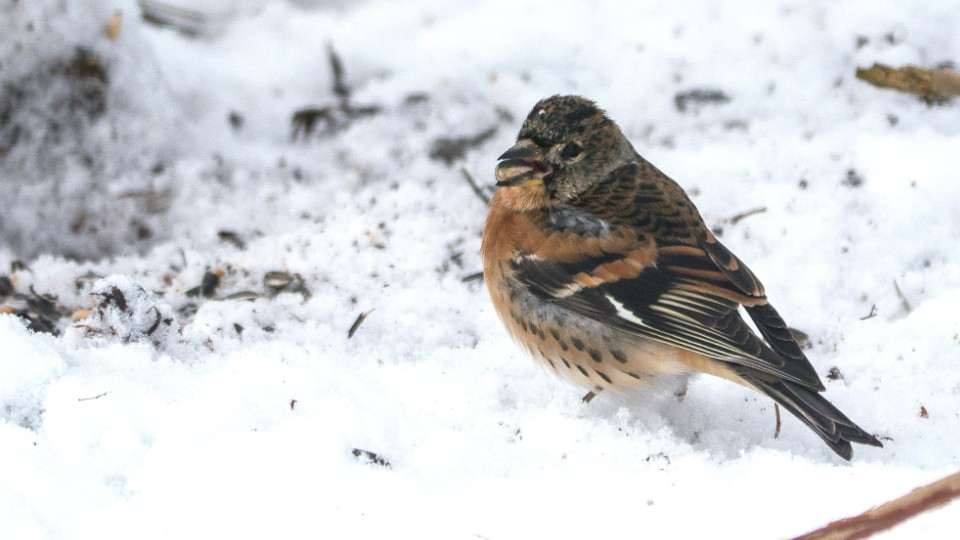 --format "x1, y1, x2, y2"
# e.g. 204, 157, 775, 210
737, 370, 883, 460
